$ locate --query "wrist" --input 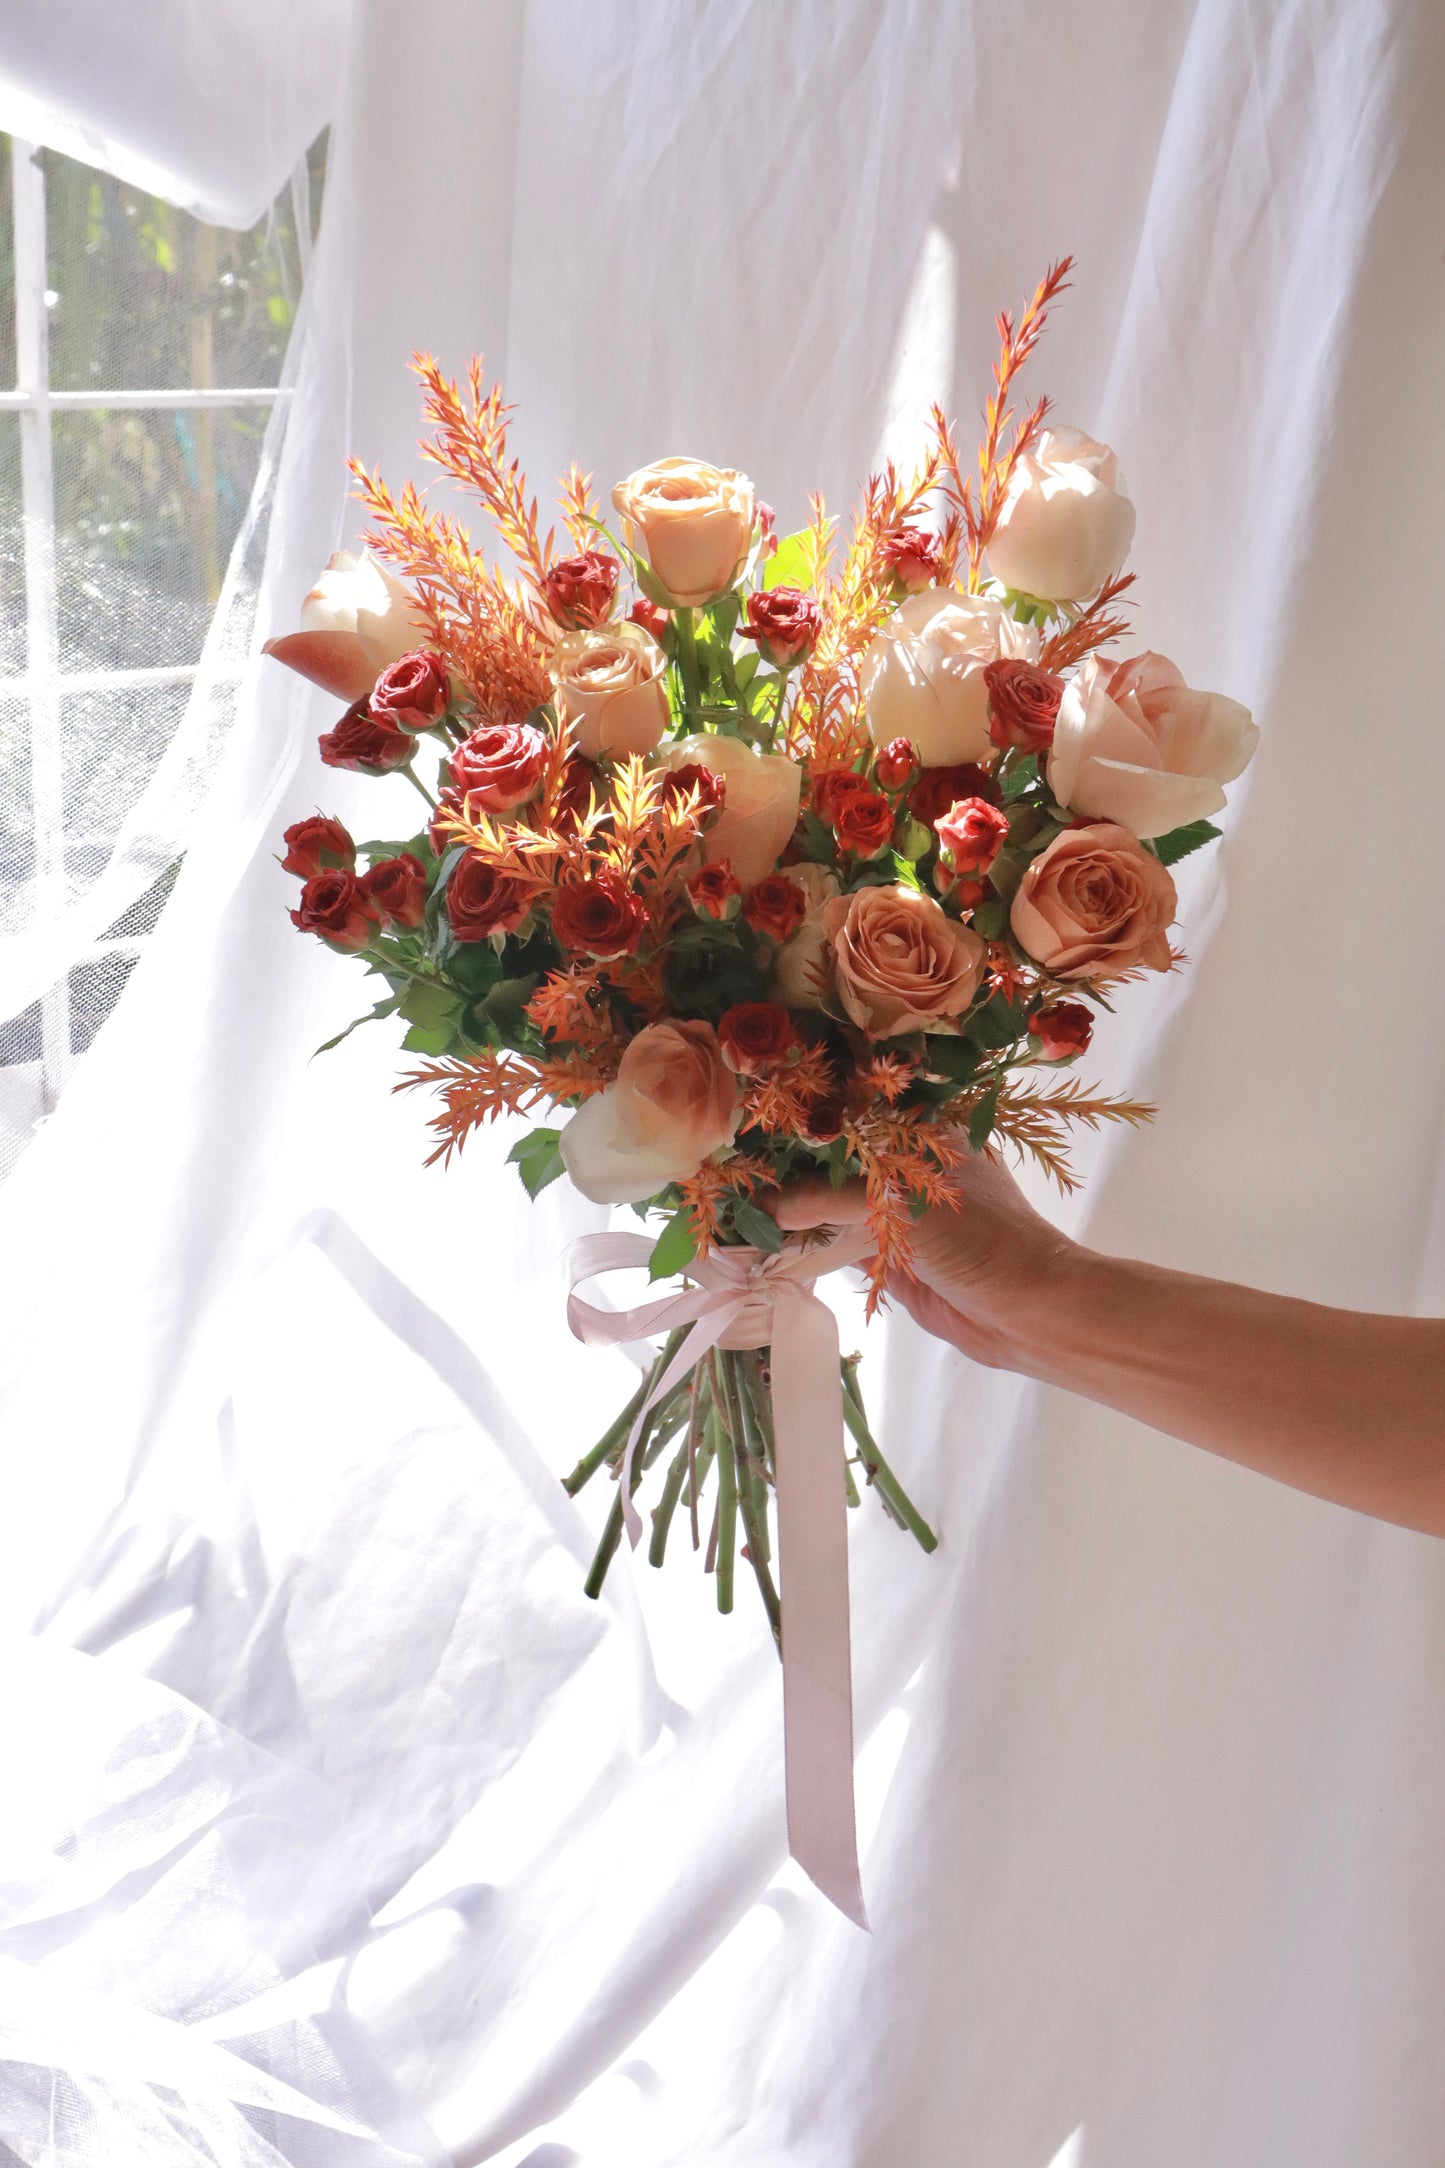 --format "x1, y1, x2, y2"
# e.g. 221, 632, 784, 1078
993, 1234, 1106, 1383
